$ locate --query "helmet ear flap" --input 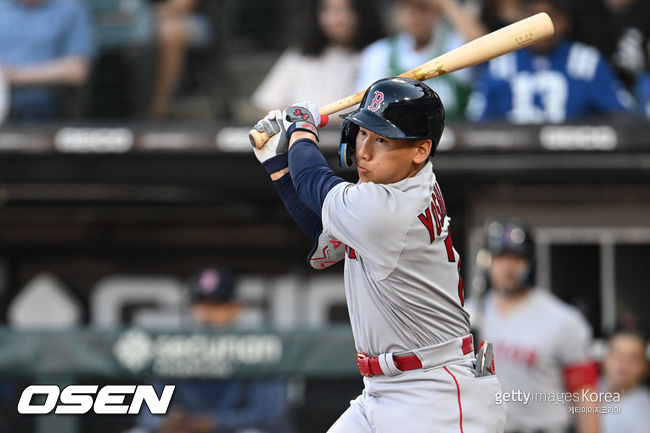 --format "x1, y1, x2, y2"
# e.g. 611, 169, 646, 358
338, 120, 358, 168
